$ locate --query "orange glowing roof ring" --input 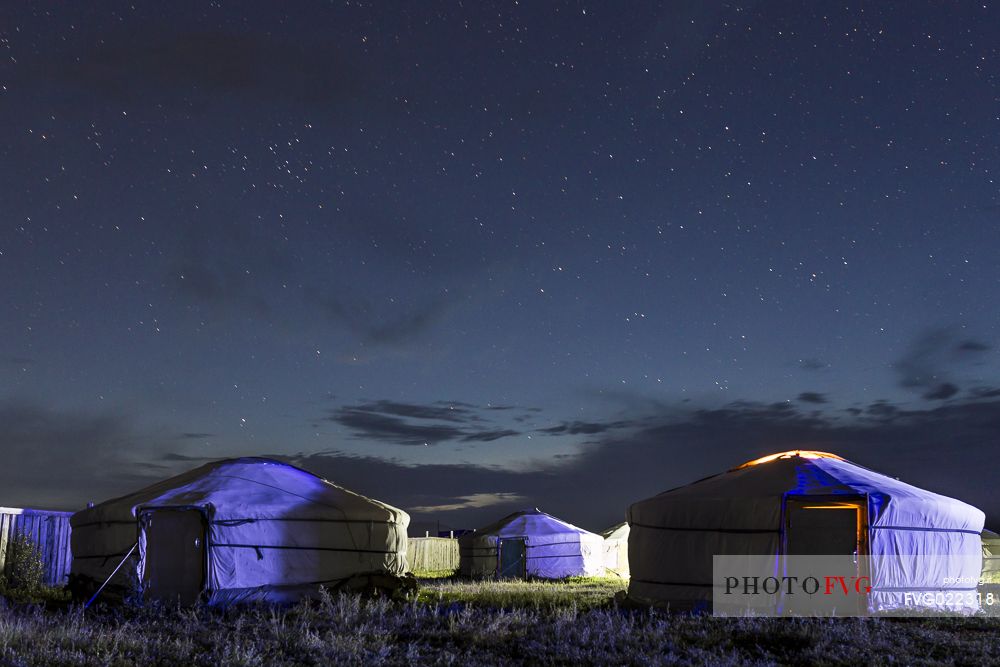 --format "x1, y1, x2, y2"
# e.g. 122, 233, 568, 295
733, 450, 844, 470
